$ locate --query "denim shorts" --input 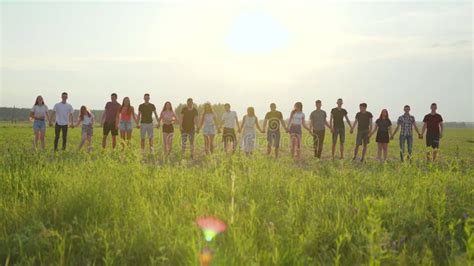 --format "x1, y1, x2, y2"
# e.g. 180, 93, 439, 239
120, 120, 133, 132
33, 120, 46, 130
